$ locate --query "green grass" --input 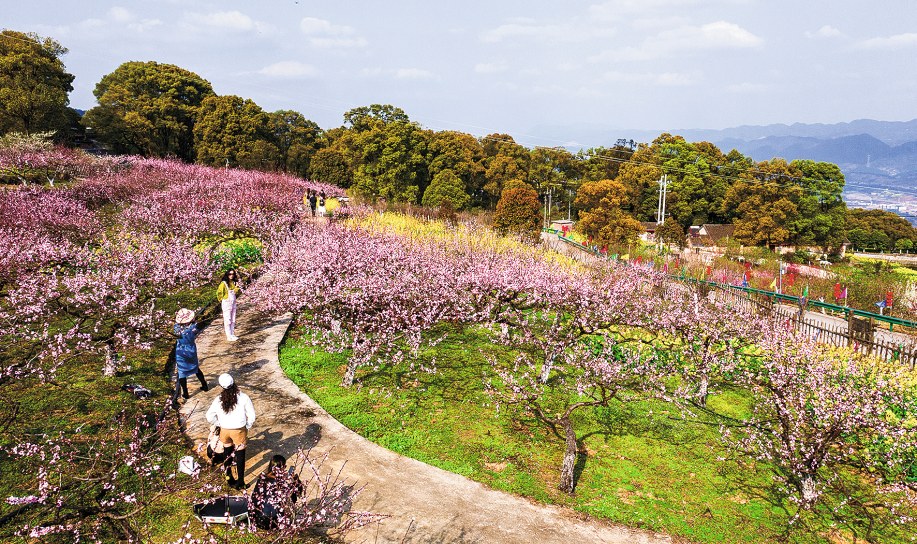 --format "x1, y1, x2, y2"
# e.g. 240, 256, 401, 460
0, 285, 294, 543
279, 325, 804, 544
